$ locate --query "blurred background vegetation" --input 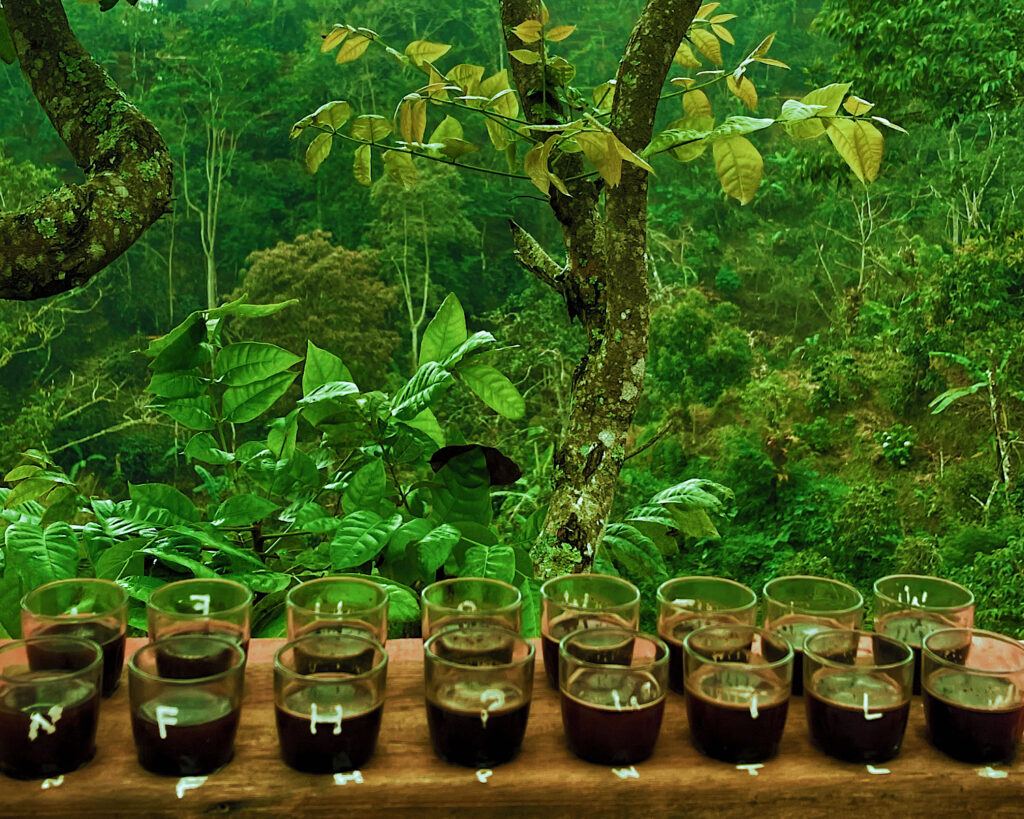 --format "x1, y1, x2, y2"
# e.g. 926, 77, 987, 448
1, 0, 1022, 633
